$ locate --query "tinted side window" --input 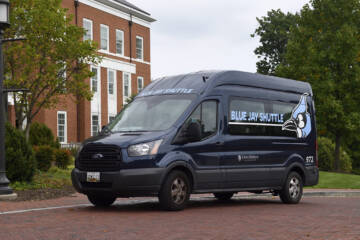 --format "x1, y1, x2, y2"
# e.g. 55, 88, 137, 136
187, 101, 218, 140
229, 99, 266, 135
228, 97, 296, 137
